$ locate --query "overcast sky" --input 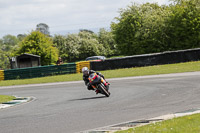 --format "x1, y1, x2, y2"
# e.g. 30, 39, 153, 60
0, 0, 170, 38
